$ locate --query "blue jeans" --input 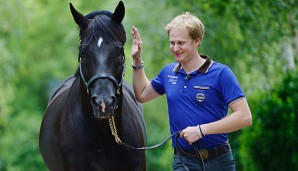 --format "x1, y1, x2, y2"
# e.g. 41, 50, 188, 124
172, 150, 236, 171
